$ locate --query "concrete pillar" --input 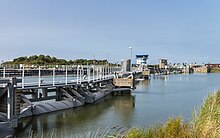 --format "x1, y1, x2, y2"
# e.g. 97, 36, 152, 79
7, 81, 14, 120
7, 78, 18, 128
56, 87, 62, 101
